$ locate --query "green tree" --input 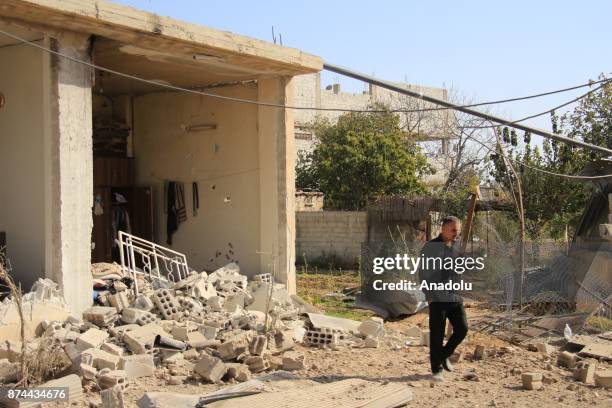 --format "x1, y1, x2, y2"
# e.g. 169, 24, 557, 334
488, 76, 610, 239
297, 106, 433, 210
